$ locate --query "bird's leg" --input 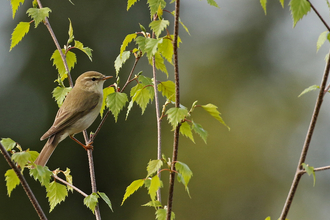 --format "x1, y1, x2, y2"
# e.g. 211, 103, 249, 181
70, 135, 94, 150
